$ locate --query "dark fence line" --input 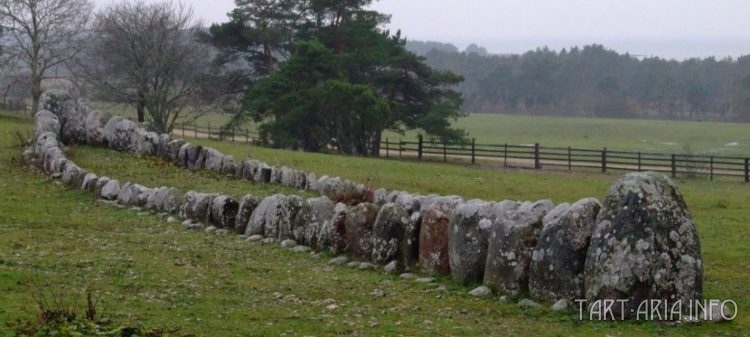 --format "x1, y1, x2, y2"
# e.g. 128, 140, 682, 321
173, 122, 259, 144
173, 122, 749, 183
382, 135, 750, 182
